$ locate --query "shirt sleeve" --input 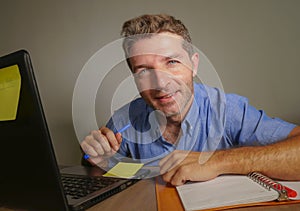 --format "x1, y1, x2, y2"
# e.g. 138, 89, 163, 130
225, 94, 296, 146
